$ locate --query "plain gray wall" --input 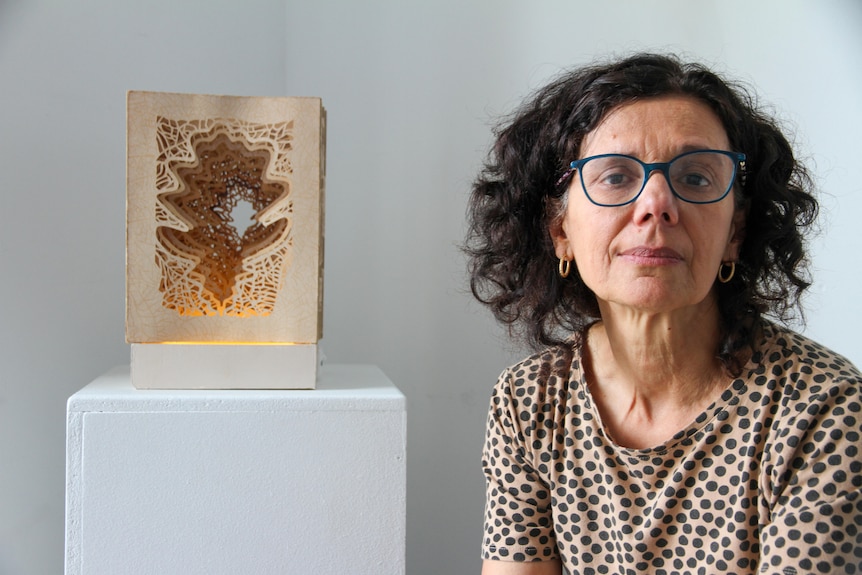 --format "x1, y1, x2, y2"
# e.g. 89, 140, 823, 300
1, 1, 860, 574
